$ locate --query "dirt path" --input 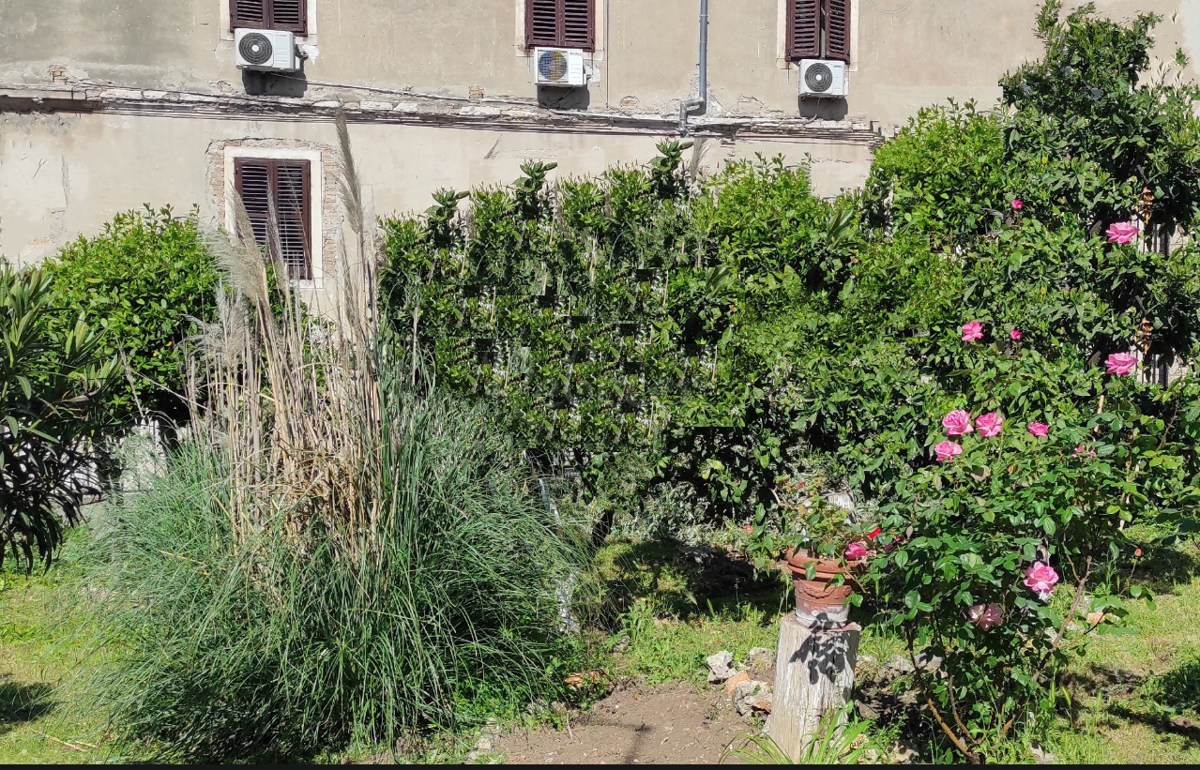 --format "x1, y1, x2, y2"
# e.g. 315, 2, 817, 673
496, 681, 750, 765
